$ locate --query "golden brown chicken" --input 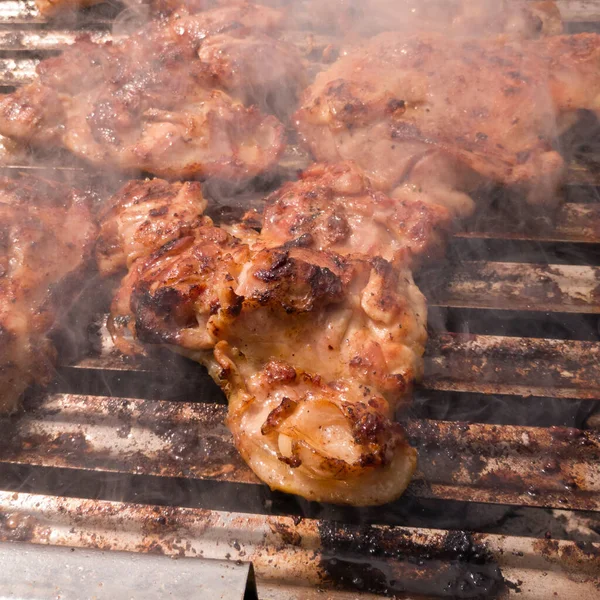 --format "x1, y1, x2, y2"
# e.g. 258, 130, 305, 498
212, 250, 424, 505
100, 174, 427, 505
256, 161, 452, 265
295, 32, 600, 222
0, 4, 304, 181
0, 177, 96, 413
96, 178, 208, 277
